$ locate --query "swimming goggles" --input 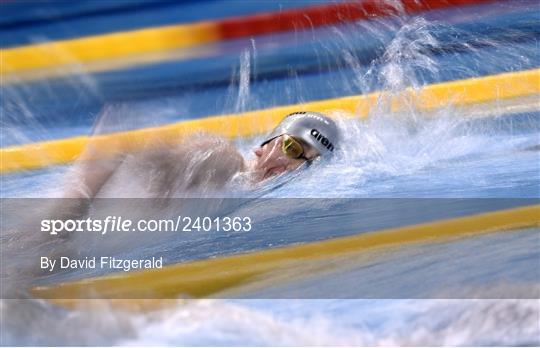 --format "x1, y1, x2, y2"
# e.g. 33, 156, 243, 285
282, 134, 311, 161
